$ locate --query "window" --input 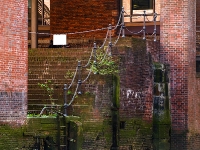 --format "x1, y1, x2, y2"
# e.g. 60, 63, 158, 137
132, 0, 153, 10
120, 121, 126, 129
196, 56, 200, 72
